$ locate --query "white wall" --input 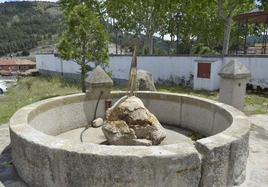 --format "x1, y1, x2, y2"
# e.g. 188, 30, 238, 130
36, 55, 81, 74
36, 54, 268, 90
224, 56, 268, 89
108, 56, 195, 83
36, 54, 196, 85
